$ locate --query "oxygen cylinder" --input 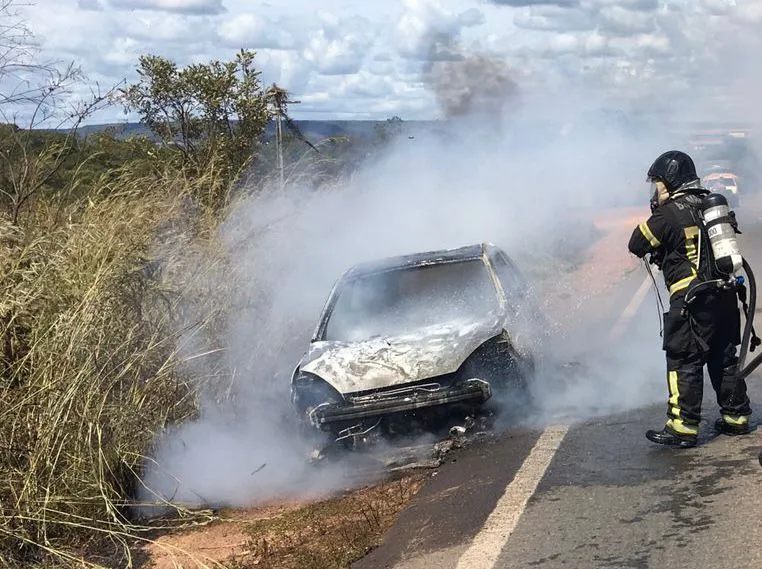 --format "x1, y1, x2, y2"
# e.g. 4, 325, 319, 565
701, 192, 743, 276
